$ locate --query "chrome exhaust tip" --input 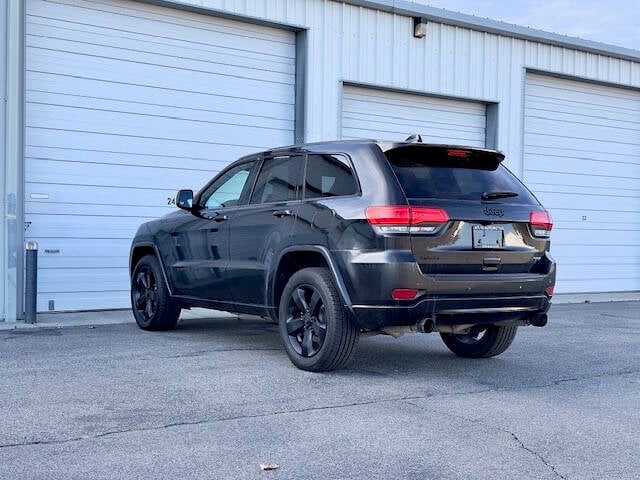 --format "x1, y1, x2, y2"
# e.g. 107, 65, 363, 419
417, 318, 435, 333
